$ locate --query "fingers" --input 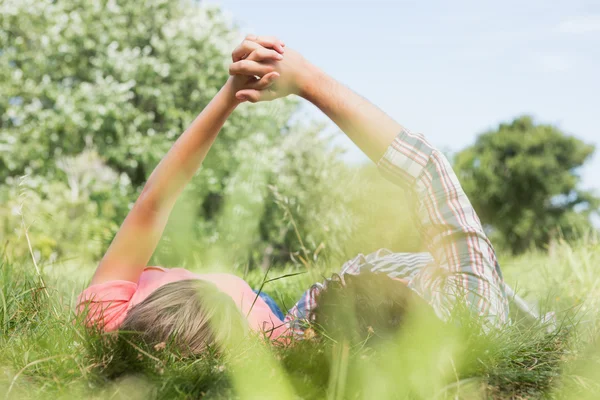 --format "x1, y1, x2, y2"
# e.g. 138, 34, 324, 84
232, 40, 281, 62
244, 34, 285, 54
235, 88, 278, 103
246, 47, 284, 62
244, 72, 280, 90
233, 38, 286, 62
232, 40, 258, 62
229, 59, 276, 77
